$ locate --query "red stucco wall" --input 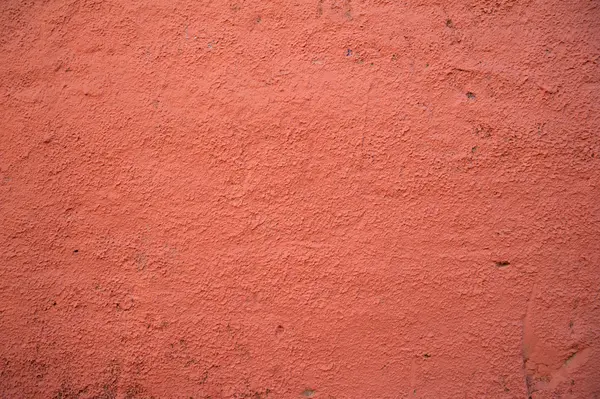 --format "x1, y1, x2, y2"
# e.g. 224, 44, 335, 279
1, 1, 599, 398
